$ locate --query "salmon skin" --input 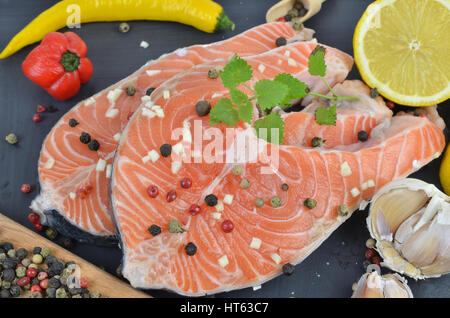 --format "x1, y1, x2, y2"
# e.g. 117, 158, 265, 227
30, 23, 314, 245
109, 41, 446, 296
